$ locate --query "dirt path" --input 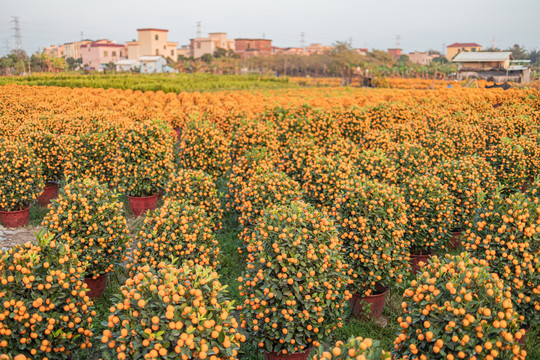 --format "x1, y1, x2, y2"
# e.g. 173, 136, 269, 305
0, 225, 43, 250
